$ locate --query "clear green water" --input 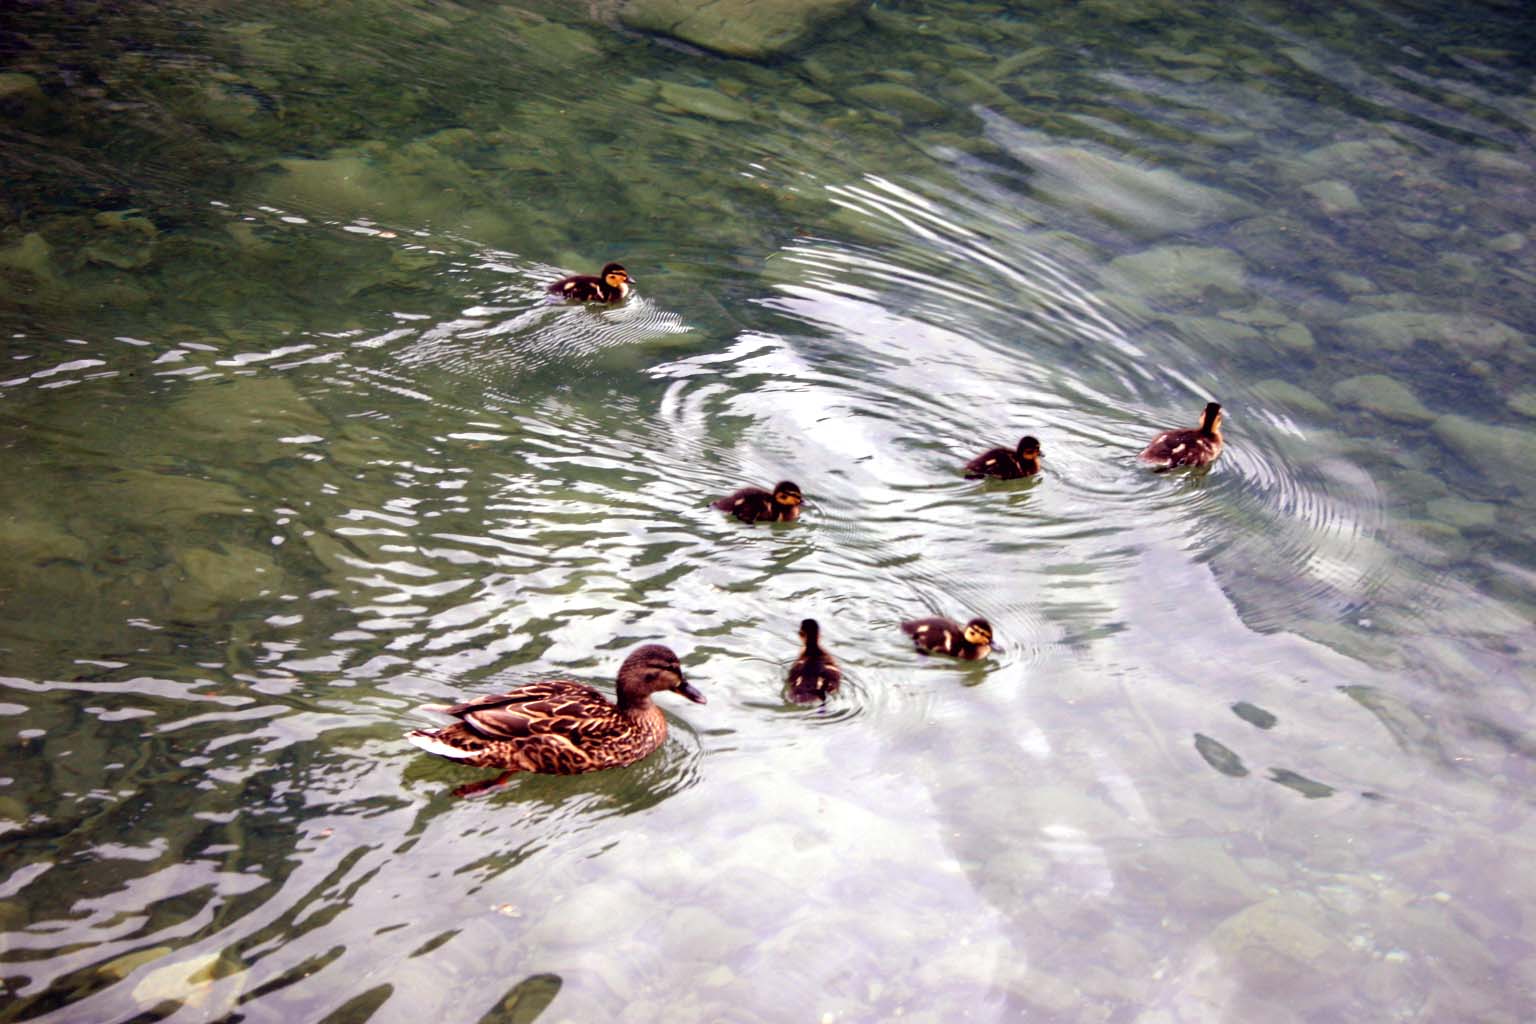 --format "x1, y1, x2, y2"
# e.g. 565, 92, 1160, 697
2, 0, 1535, 1020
